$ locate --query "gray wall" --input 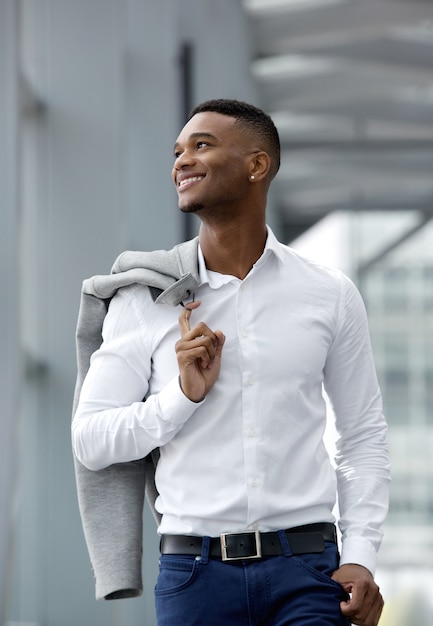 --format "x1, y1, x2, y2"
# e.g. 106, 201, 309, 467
1, 1, 258, 624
